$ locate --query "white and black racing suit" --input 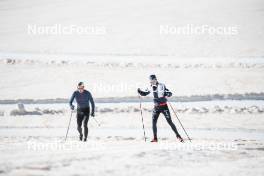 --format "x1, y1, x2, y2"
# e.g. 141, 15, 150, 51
138, 82, 181, 140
